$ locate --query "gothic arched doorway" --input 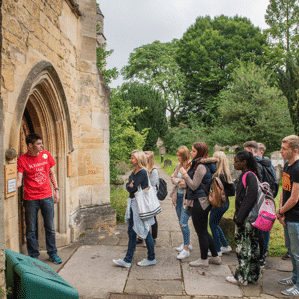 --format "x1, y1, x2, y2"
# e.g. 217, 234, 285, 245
10, 61, 74, 252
